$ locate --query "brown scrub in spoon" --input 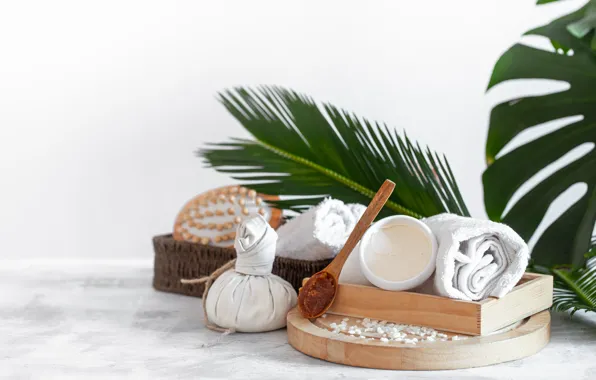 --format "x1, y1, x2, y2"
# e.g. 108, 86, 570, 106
298, 272, 337, 318
297, 180, 396, 319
